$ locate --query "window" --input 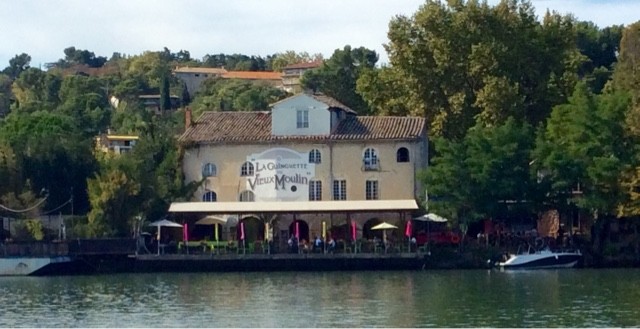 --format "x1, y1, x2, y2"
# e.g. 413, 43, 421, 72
202, 191, 217, 202
309, 149, 321, 164
309, 180, 322, 201
332, 180, 347, 200
239, 190, 255, 202
363, 148, 379, 171
397, 147, 410, 163
366, 180, 379, 200
202, 163, 217, 177
195, 74, 200, 77
297, 109, 309, 128
240, 162, 254, 176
